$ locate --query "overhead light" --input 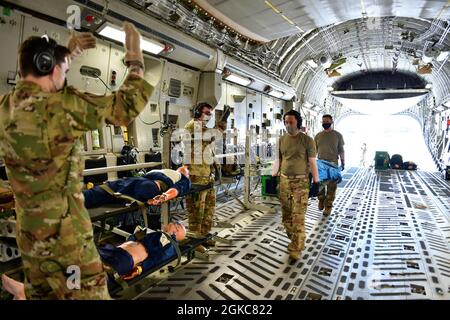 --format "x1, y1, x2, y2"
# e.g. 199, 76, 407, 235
306, 59, 318, 68
436, 51, 449, 62
425, 83, 432, 89
327, 86, 334, 92
98, 23, 165, 55
268, 89, 284, 98
223, 72, 252, 86
421, 55, 433, 64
